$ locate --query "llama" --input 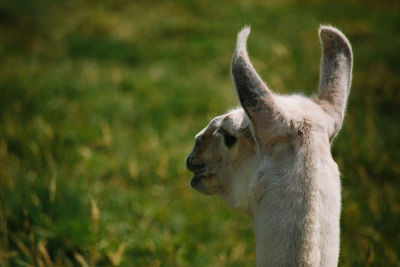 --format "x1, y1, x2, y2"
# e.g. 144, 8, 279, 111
186, 25, 352, 266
